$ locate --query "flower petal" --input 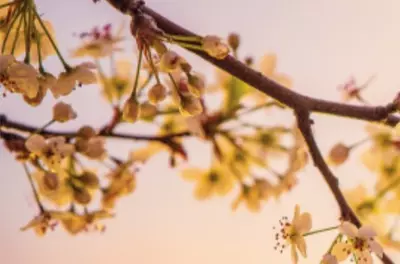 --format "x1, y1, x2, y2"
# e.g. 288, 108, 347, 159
331, 242, 351, 261
295, 236, 307, 258
294, 212, 312, 233
368, 240, 383, 258
260, 53, 277, 76
339, 221, 358, 238
358, 225, 377, 239
354, 250, 372, 264
290, 245, 299, 264
292, 204, 300, 224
